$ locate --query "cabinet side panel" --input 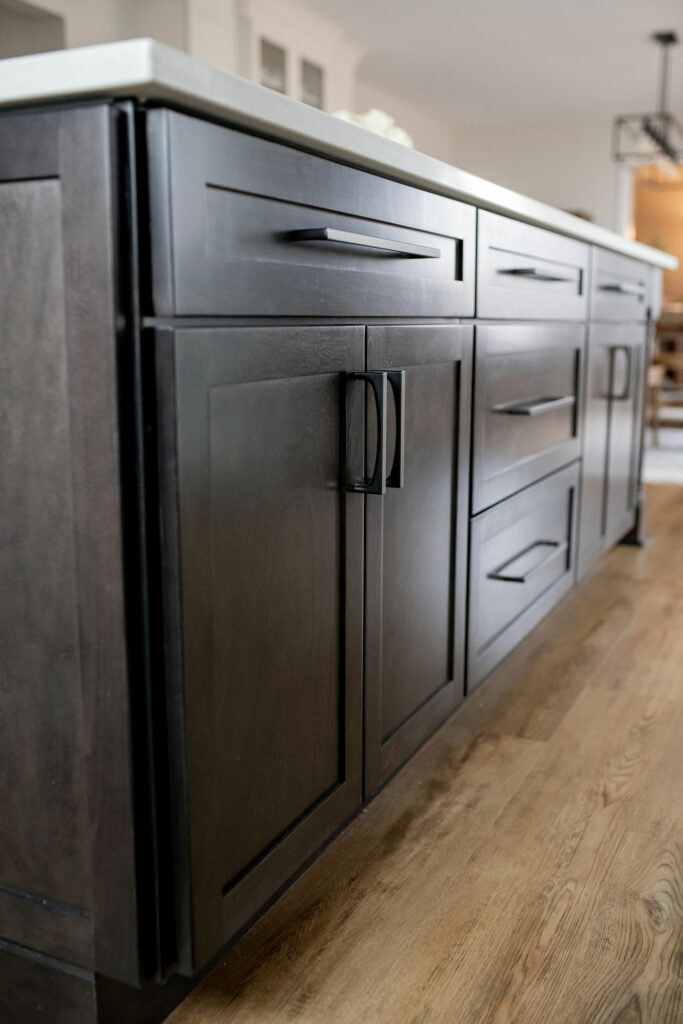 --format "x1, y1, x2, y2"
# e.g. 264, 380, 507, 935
0, 178, 93, 928
60, 105, 143, 984
0, 104, 143, 985
0, 943, 97, 1024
